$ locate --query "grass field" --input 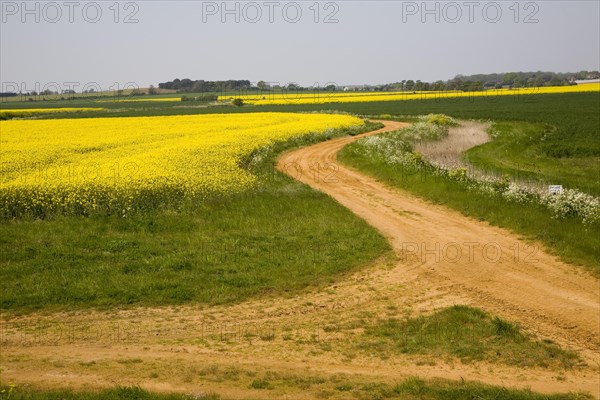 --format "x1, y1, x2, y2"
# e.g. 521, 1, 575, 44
0, 107, 105, 119
359, 306, 580, 368
1, 378, 590, 400
0, 190, 388, 310
465, 121, 600, 195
